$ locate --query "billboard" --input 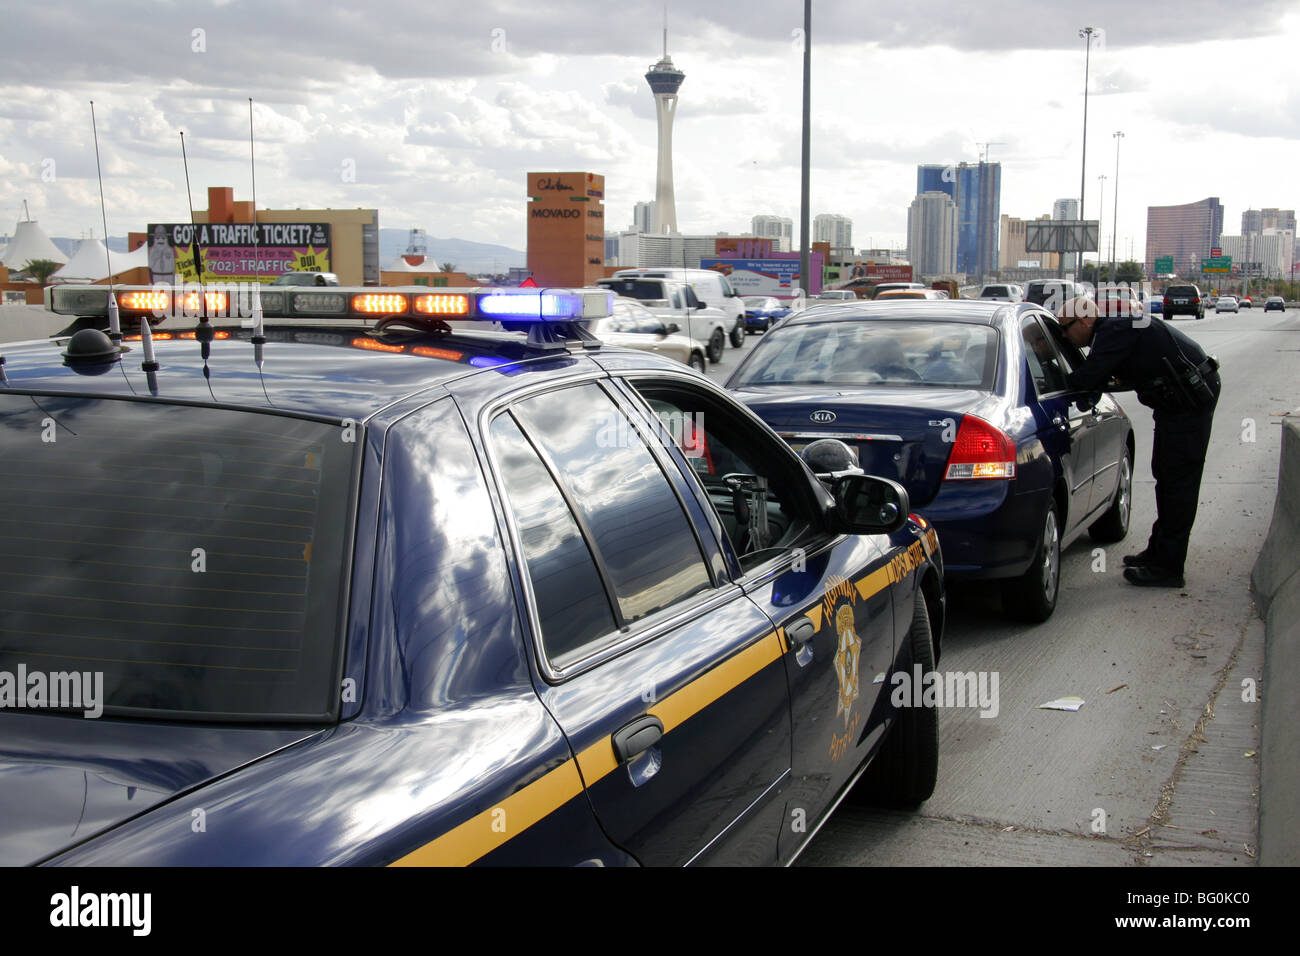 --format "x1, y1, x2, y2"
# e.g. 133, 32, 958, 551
147, 222, 332, 284
1025, 220, 1098, 254
864, 264, 913, 282
700, 256, 824, 297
